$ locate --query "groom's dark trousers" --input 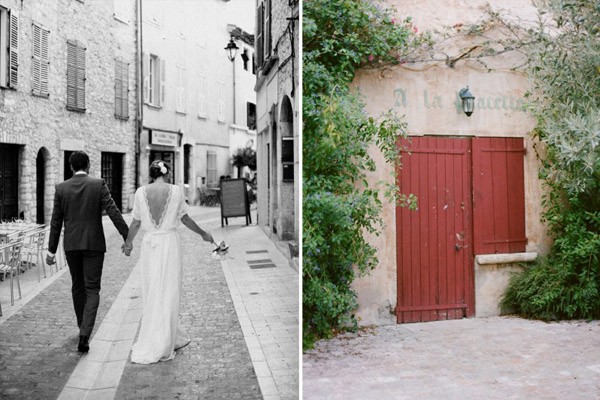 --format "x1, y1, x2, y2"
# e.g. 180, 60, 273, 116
48, 173, 128, 338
